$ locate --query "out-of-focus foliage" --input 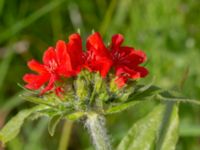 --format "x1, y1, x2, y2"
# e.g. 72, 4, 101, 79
0, 0, 200, 149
